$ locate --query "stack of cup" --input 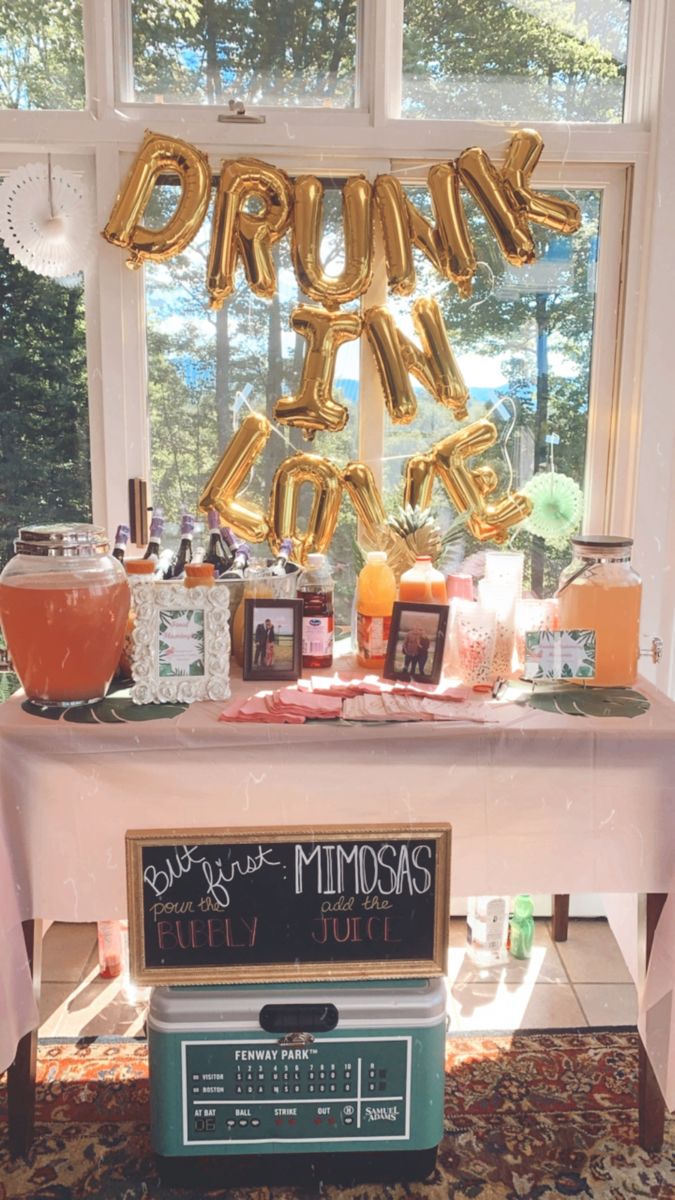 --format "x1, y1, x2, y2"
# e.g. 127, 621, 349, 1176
475, 552, 524, 680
